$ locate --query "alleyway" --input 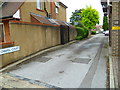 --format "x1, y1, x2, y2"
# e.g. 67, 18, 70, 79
2, 34, 109, 88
